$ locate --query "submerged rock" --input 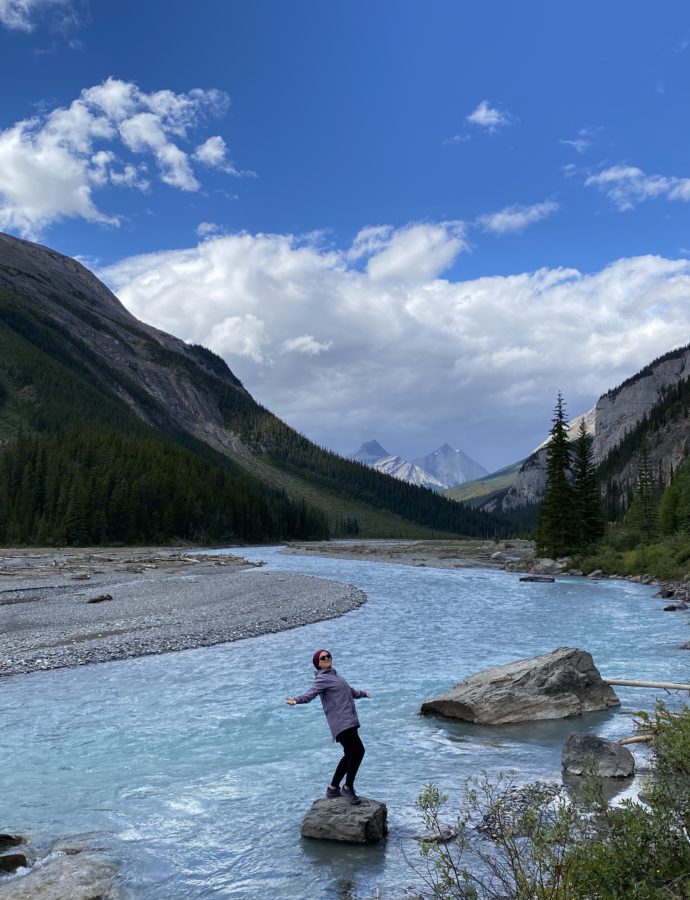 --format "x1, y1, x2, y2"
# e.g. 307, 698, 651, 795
519, 575, 555, 583
300, 796, 387, 843
0, 839, 117, 900
415, 825, 456, 844
420, 647, 620, 725
562, 733, 635, 778
0, 852, 27, 873
0, 836, 23, 852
